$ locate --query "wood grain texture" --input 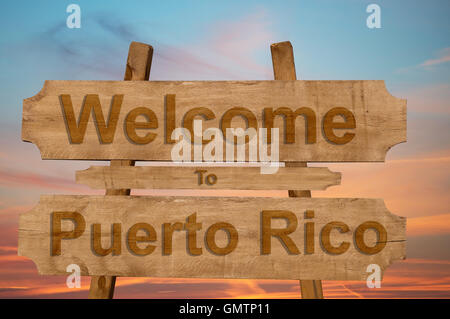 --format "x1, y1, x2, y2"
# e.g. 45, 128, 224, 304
76, 166, 341, 190
271, 41, 297, 81
299, 280, 323, 299
89, 41, 153, 299
22, 80, 406, 162
18, 195, 406, 281
271, 41, 323, 298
